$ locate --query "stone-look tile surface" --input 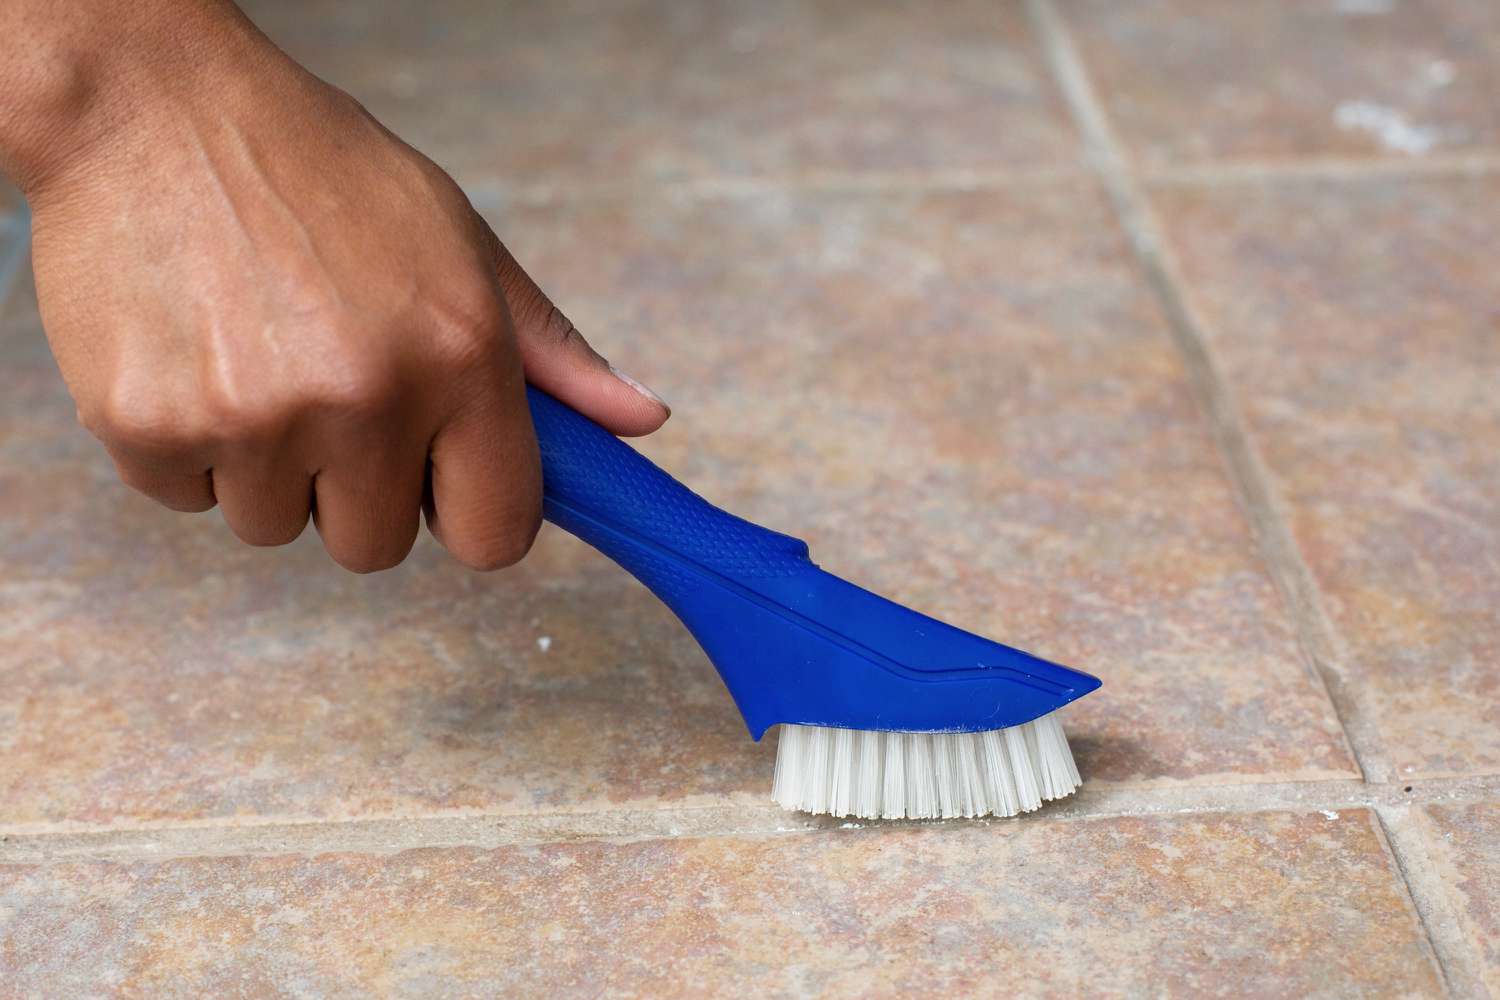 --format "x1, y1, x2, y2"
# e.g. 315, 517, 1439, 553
0, 179, 1353, 830
1423, 801, 1500, 995
1153, 175, 1500, 778
0, 810, 1441, 997
0, 529, 774, 829
1062, 0, 1500, 168
484, 179, 1355, 788
237, 0, 1080, 188
0, 267, 773, 826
